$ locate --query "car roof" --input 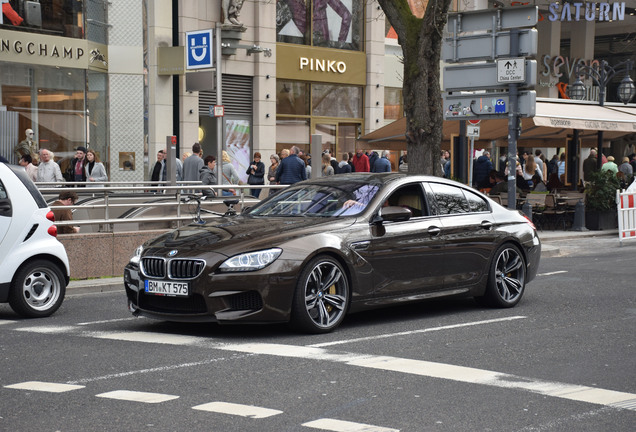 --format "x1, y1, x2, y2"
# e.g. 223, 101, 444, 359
292, 172, 468, 189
